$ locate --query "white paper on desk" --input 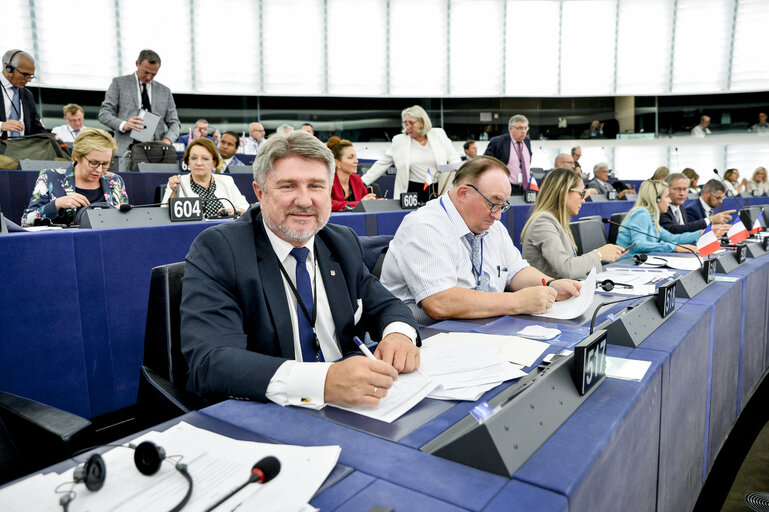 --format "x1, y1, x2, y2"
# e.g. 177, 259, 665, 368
429, 382, 503, 401
639, 255, 701, 270
605, 356, 651, 382
422, 332, 548, 367
533, 267, 597, 320
329, 371, 437, 423
14, 422, 342, 512
516, 325, 561, 340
